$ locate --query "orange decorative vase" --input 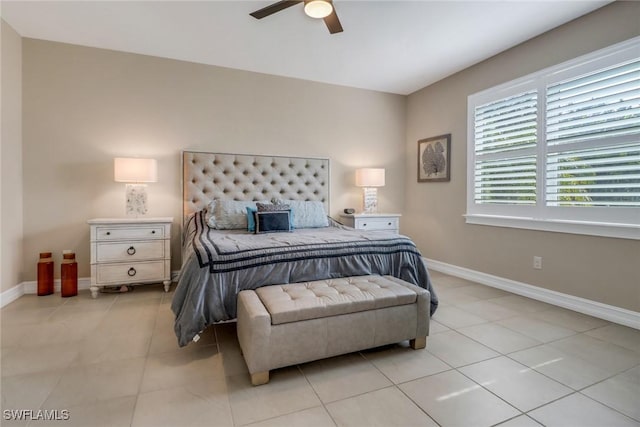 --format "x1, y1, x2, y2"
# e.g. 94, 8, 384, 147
61, 251, 78, 297
37, 252, 54, 296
